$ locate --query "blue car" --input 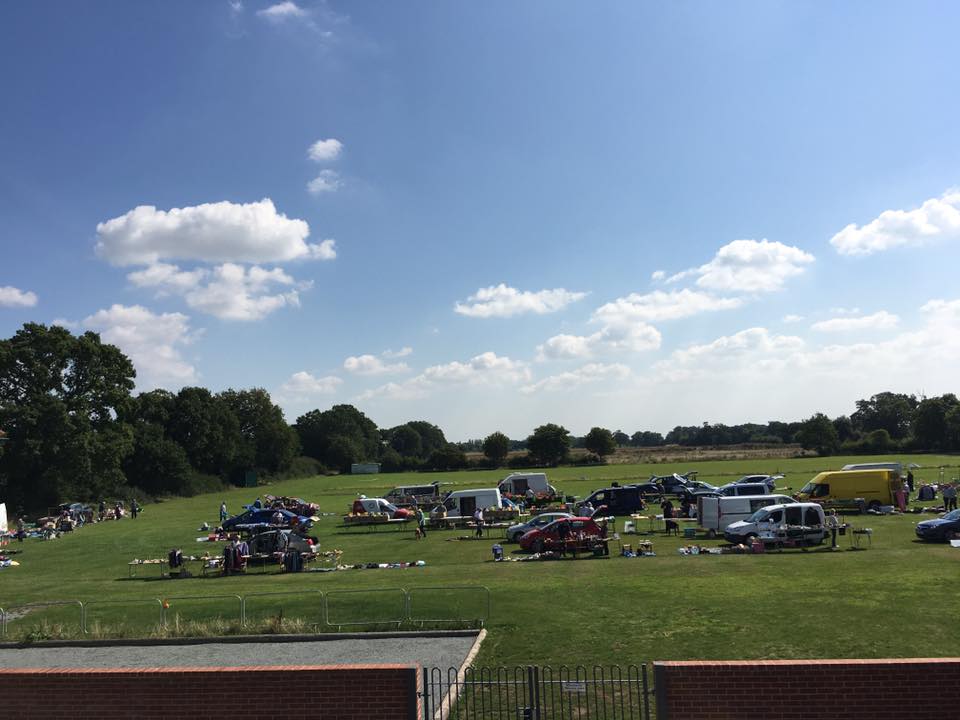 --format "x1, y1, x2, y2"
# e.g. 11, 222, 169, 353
915, 509, 960, 542
221, 504, 311, 531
